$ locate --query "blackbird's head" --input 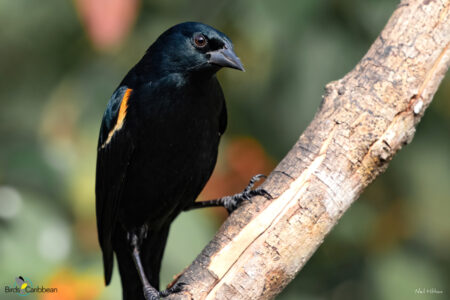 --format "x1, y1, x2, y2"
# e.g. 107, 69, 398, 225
145, 22, 244, 76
